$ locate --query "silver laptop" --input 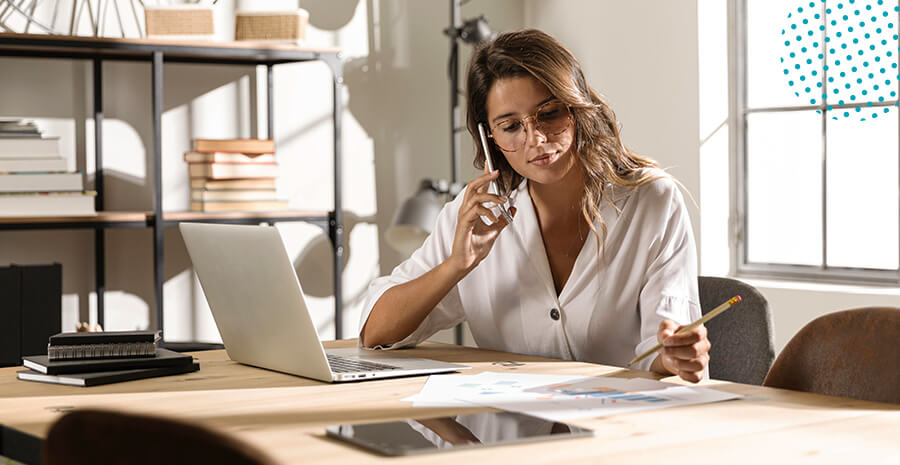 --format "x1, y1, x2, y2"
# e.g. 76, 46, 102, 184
179, 222, 469, 383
